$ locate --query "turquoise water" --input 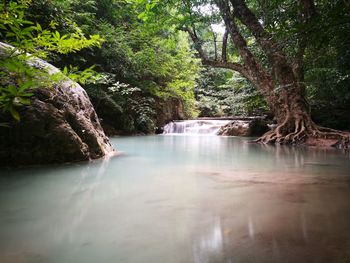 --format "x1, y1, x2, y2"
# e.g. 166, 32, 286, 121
1, 135, 350, 263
